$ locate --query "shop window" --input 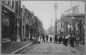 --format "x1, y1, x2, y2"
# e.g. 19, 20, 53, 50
2, 15, 9, 26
